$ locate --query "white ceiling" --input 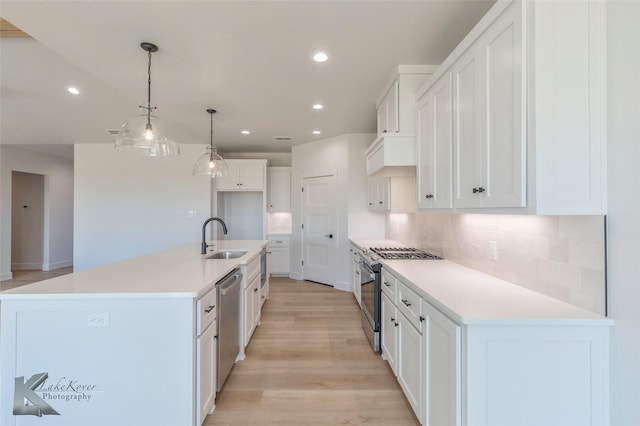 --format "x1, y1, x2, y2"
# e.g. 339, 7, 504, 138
0, 0, 494, 154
